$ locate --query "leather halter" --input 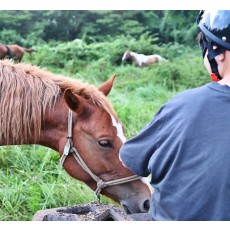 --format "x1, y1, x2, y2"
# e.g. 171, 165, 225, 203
60, 109, 141, 202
